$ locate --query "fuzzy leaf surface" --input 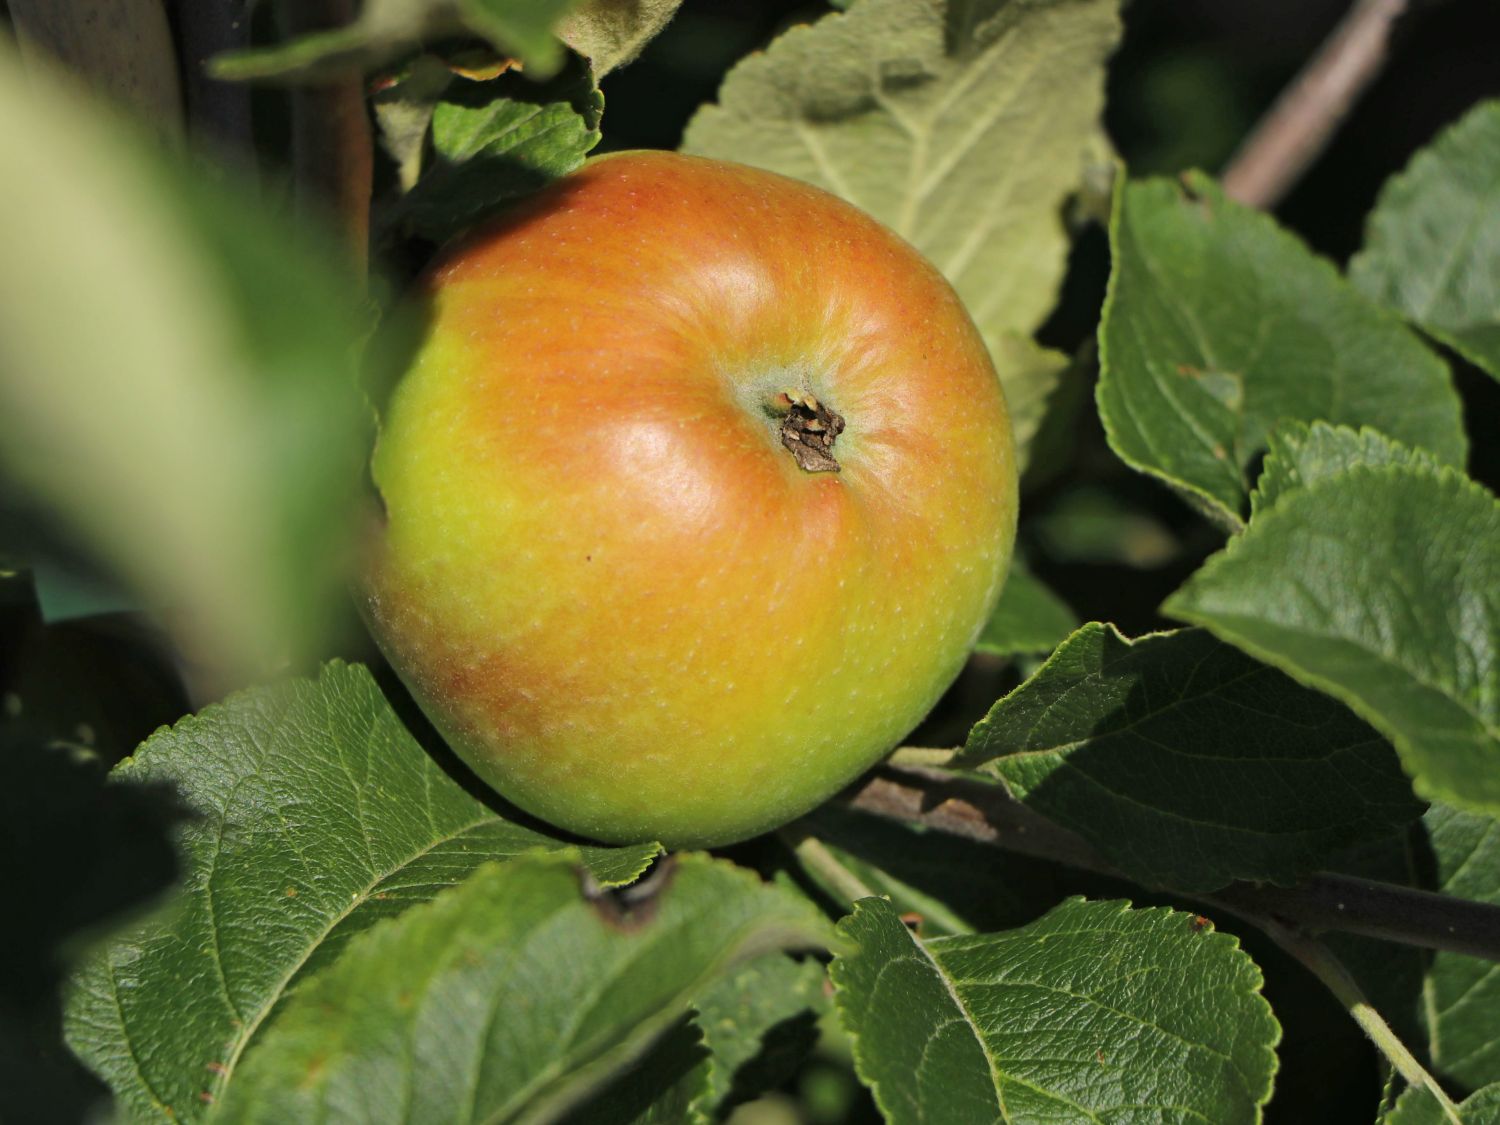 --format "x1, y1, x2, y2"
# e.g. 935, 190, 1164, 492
1167, 463, 1500, 816
210, 855, 830, 1124
1350, 101, 1500, 381
681, 0, 1120, 465
557, 0, 684, 77
831, 896, 1278, 1123
1098, 173, 1466, 527
211, 0, 577, 83
63, 663, 660, 1123
956, 624, 1421, 891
